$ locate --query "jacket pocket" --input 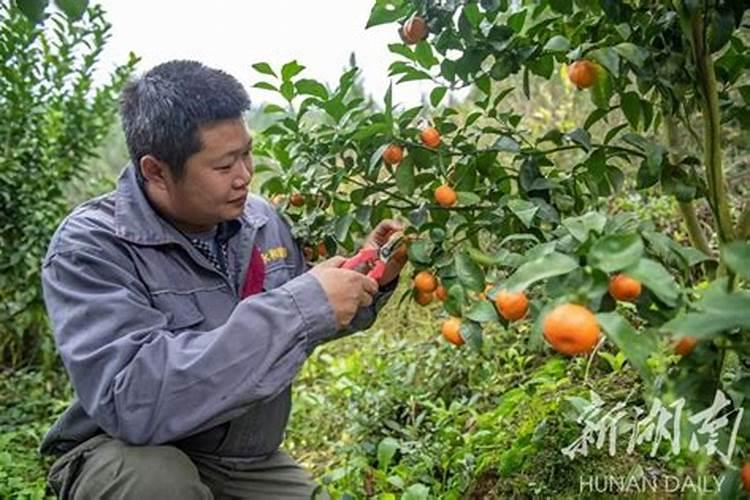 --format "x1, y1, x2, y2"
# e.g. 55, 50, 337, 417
151, 292, 206, 331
